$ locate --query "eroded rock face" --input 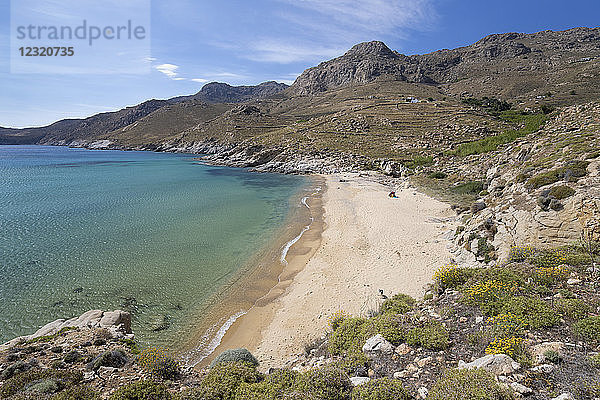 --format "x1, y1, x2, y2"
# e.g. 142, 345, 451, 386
449, 103, 600, 263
